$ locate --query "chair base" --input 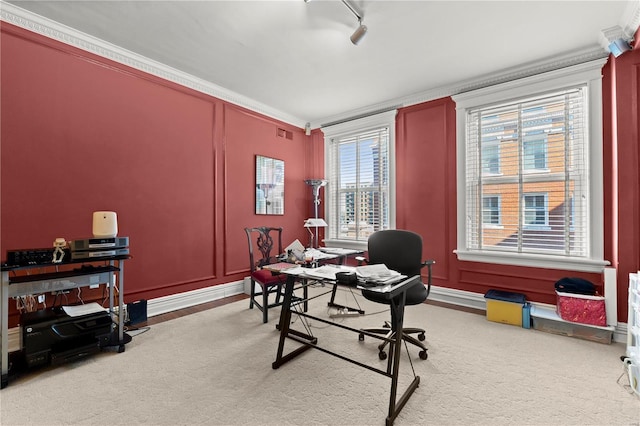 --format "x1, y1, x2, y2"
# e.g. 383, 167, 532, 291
359, 322, 428, 360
